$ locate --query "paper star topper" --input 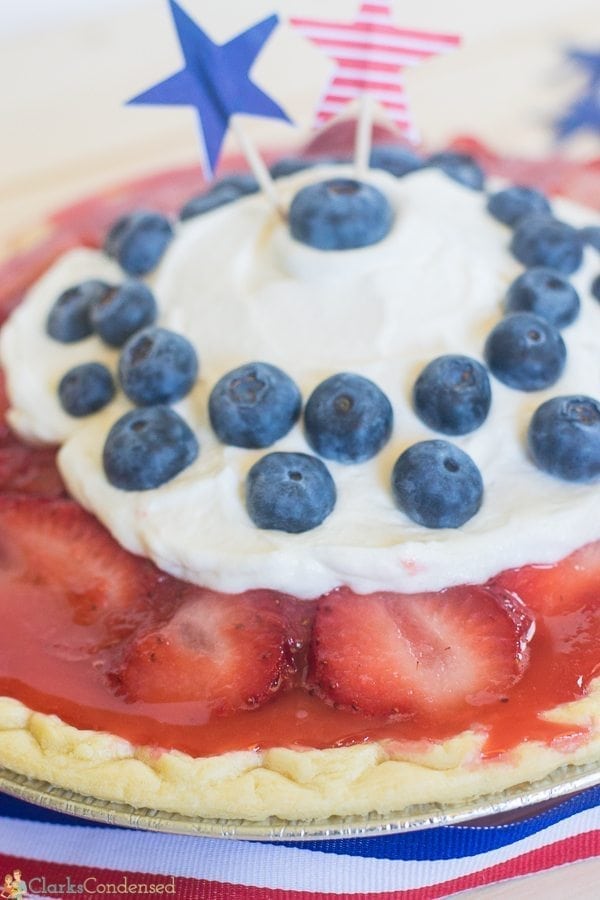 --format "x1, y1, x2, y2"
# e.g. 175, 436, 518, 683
555, 48, 600, 141
129, 0, 291, 179
290, 2, 460, 144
